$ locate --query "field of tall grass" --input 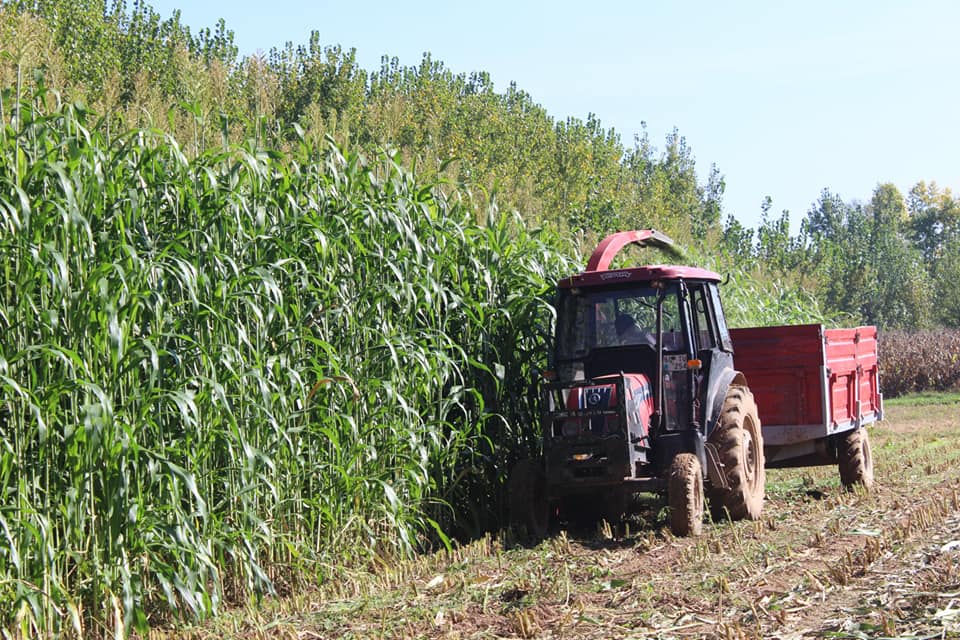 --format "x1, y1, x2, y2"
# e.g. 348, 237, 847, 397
0, 87, 579, 636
